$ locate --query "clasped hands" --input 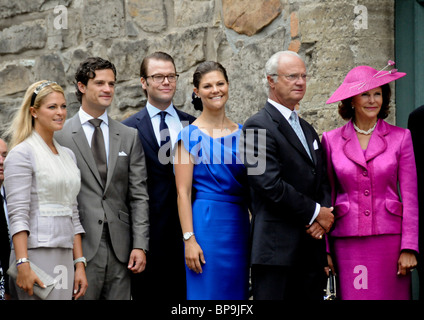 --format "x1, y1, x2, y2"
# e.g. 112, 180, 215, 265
306, 206, 334, 240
